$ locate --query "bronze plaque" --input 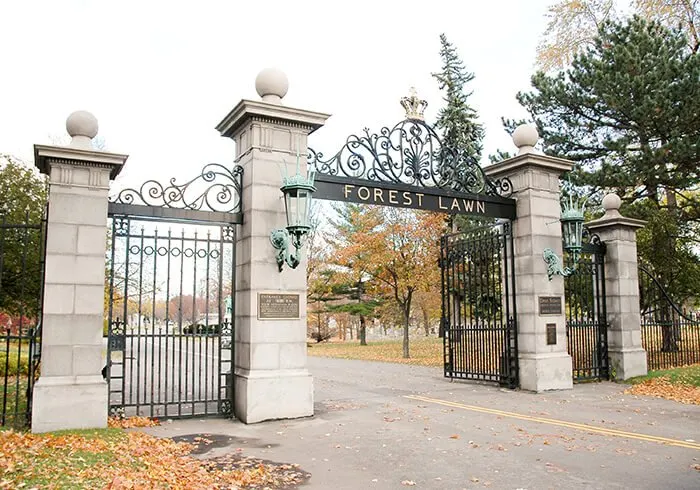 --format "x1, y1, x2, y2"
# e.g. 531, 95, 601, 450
546, 323, 557, 345
258, 293, 300, 320
539, 296, 562, 315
